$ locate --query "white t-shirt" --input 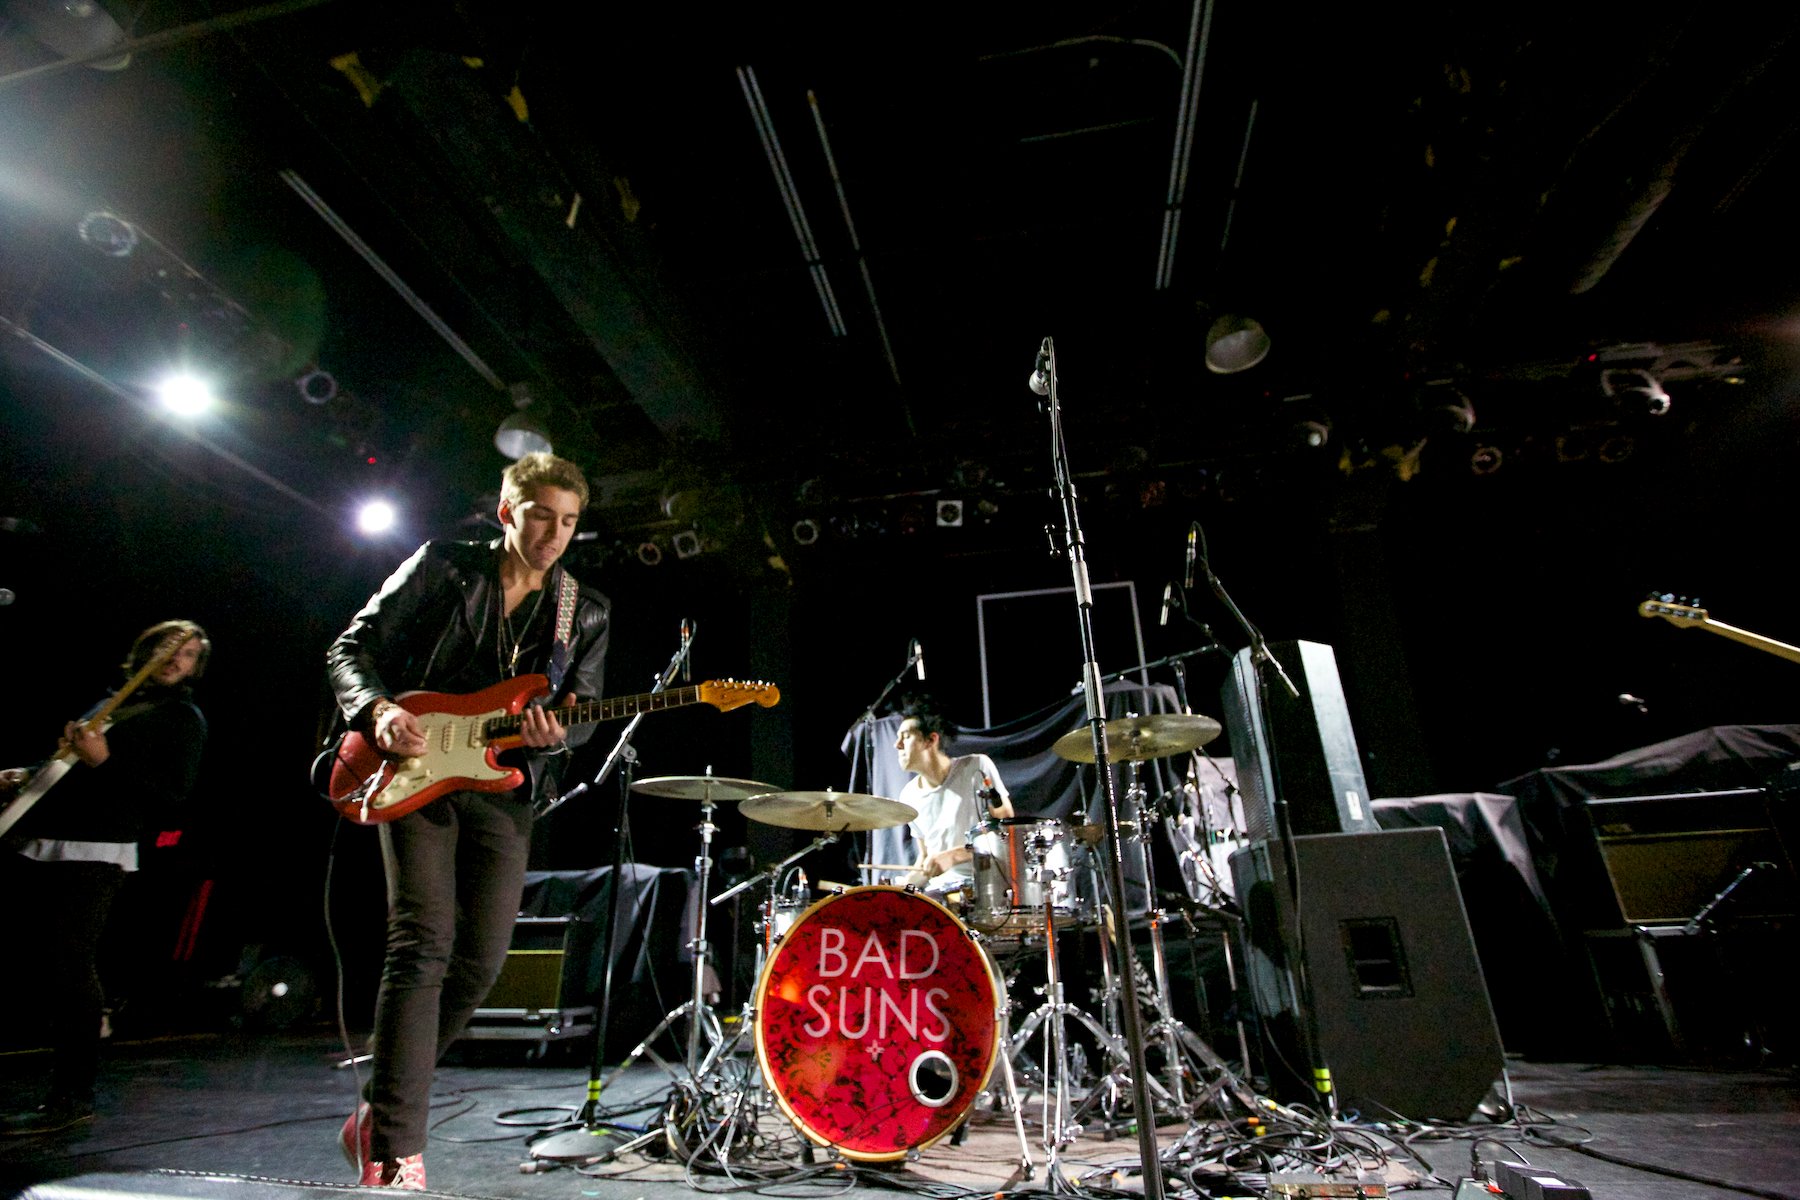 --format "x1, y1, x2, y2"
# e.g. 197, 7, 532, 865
899, 754, 1009, 886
